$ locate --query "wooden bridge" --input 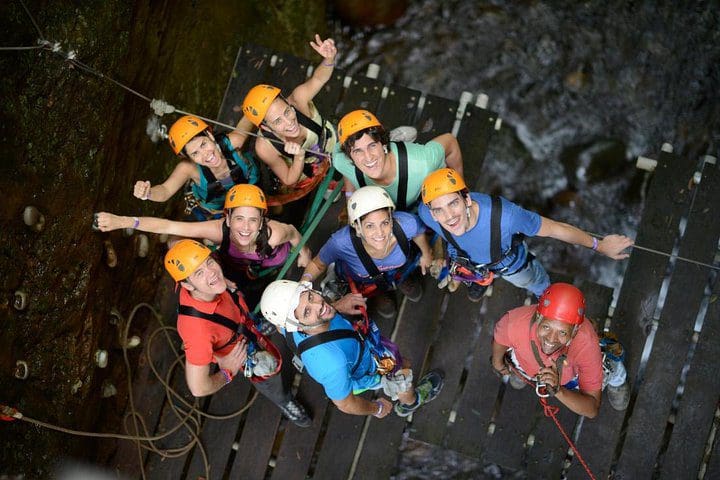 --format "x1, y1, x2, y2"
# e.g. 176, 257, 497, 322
108, 44, 720, 479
